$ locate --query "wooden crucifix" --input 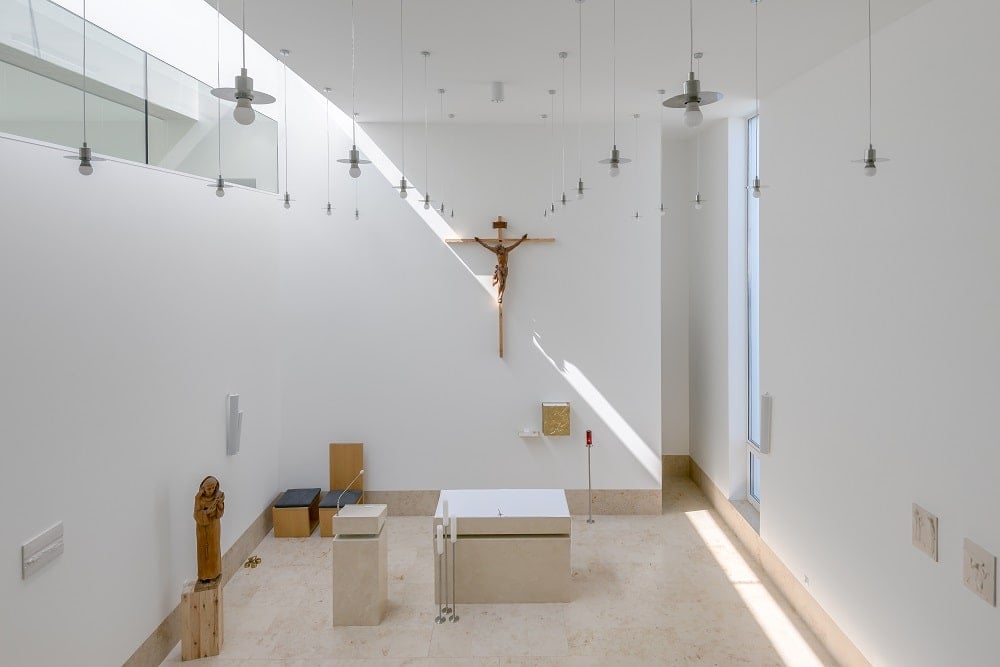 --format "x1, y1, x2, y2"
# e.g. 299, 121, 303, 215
446, 216, 555, 357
